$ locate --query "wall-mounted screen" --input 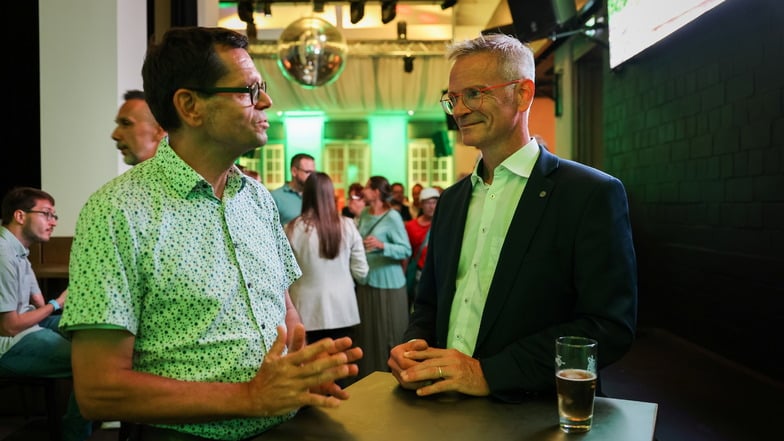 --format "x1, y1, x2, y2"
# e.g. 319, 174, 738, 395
608, 0, 726, 69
